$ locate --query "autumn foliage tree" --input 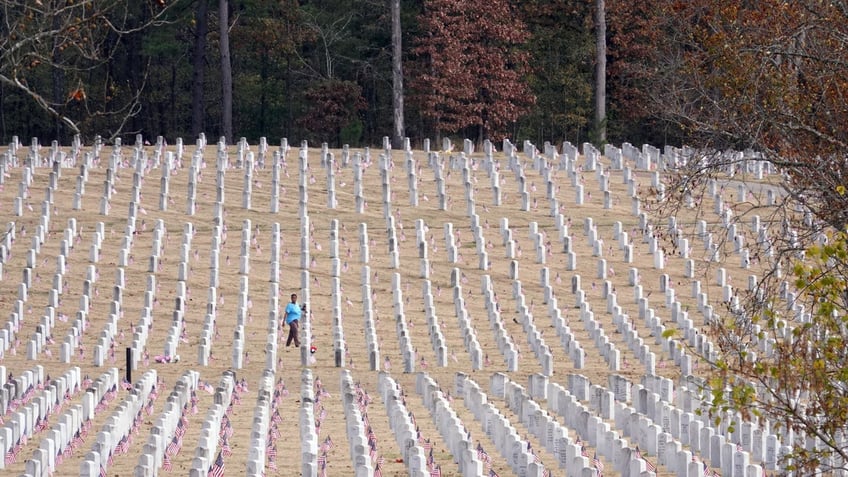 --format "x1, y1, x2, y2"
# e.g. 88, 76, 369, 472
408, 0, 534, 143
642, 1, 848, 472
297, 79, 366, 147
606, 0, 681, 144
0, 0, 173, 138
